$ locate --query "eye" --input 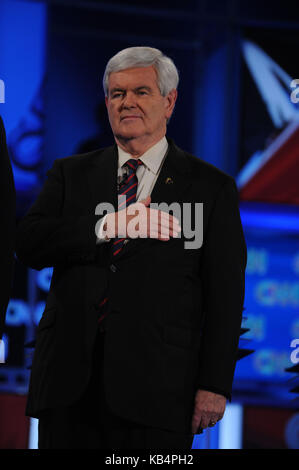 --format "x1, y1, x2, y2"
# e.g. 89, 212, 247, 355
112, 92, 124, 99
